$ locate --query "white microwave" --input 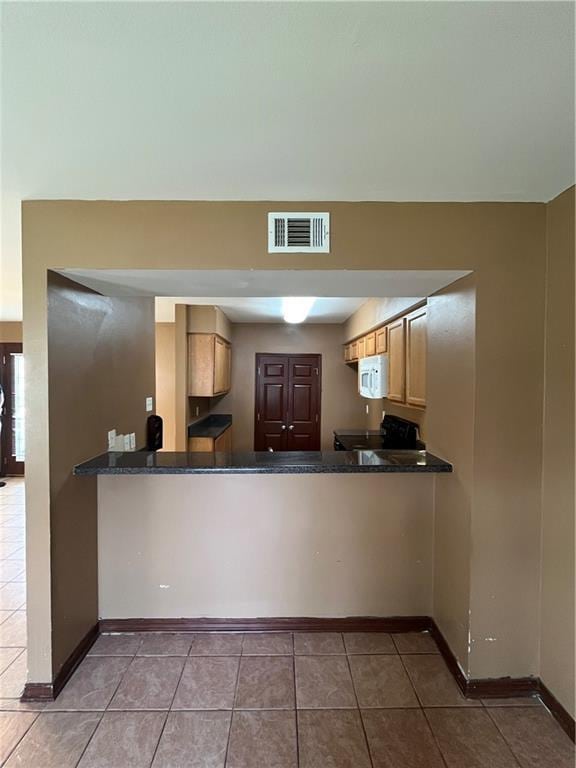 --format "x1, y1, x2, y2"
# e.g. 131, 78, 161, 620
358, 354, 388, 399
